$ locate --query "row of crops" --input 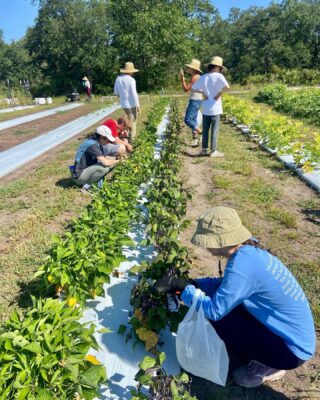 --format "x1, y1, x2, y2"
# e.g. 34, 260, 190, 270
256, 84, 320, 126
130, 102, 197, 399
1, 99, 197, 399
223, 94, 320, 172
